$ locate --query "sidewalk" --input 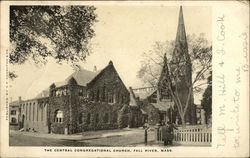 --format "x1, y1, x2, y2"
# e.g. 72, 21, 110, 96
10, 128, 145, 141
